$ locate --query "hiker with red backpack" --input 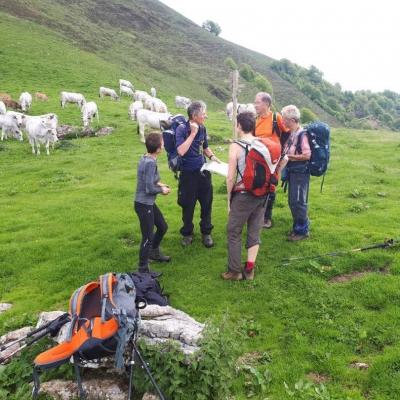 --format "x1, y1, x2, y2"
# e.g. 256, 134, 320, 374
222, 112, 281, 281
254, 92, 290, 229
281, 105, 312, 241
